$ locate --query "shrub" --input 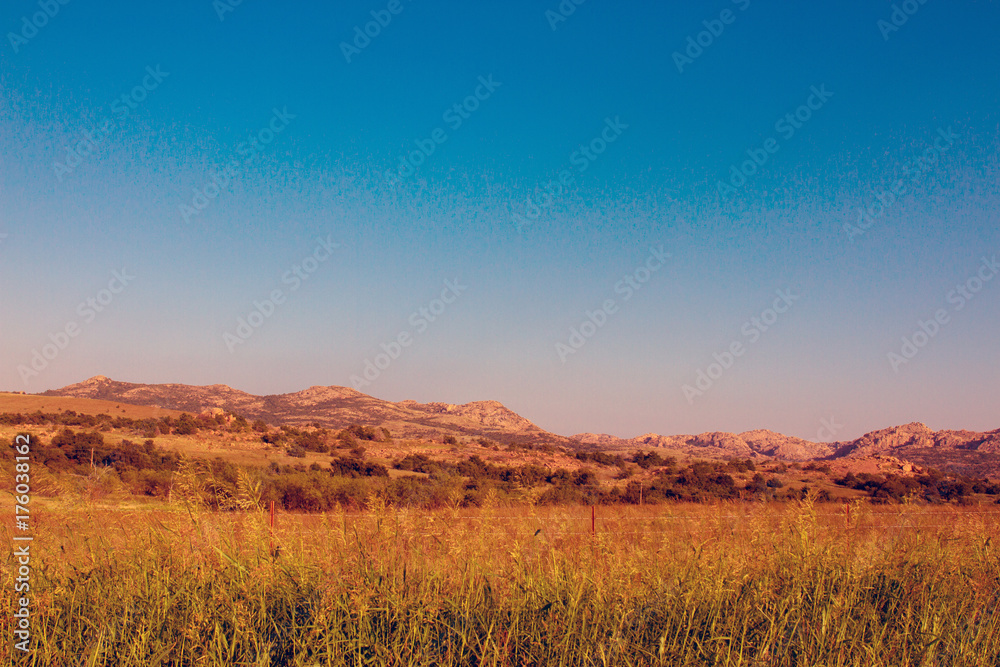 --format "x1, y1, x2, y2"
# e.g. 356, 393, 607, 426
173, 414, 198, 436
395, 454, 442, 474
631, 451, 667, 469
339, 424, 382, 443
330, 456, 389, 478
295, 431, 328, 453
726, 459, 756, 473
747, 473, 767, 494
576, 451, 626, 467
